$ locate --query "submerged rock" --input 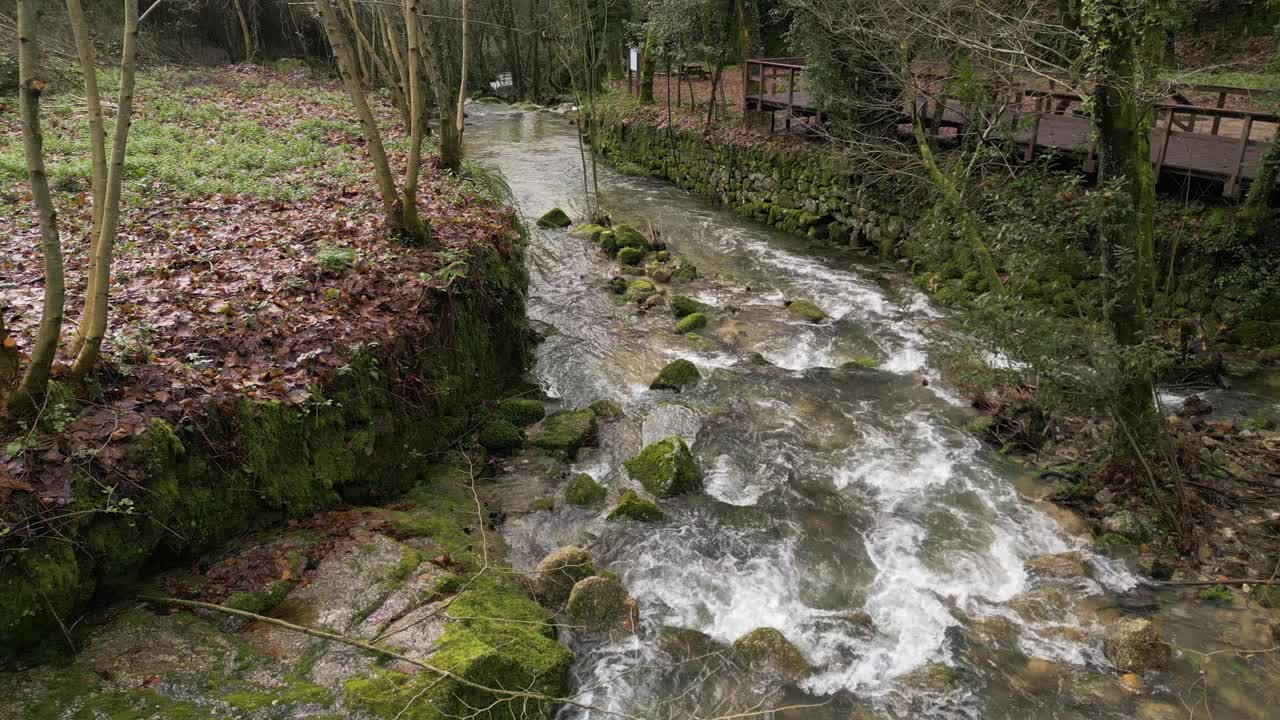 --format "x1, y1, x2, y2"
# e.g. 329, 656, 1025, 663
588, 399, 624, 420
536, 207, 572, 228
650, 358, 701, 392
1103, 618, 1170, 671
495, 397, 545, 427
528, 408, 598, 459
670, 295, 703, 318
565, 473, 607, 507
786, 299, 827, 322
1025, 551, 1088, 580
607, 489, 666, 521
566, 575, 633, 631
674, 312, 708, 333
900, 661, 961, 692
569, 223, 607, 241
535, 546, 598, 604
478, 418, 524, 454
732, 627, 812, 681
624, 436, 703, 497
640, 403, 701, 446
656, 626, 728, 662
